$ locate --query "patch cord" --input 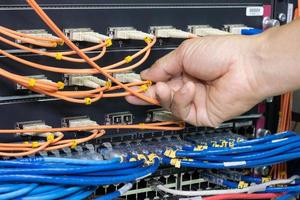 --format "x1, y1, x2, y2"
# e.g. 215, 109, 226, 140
0, 120, 183, 157
0, 148, 159, 200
